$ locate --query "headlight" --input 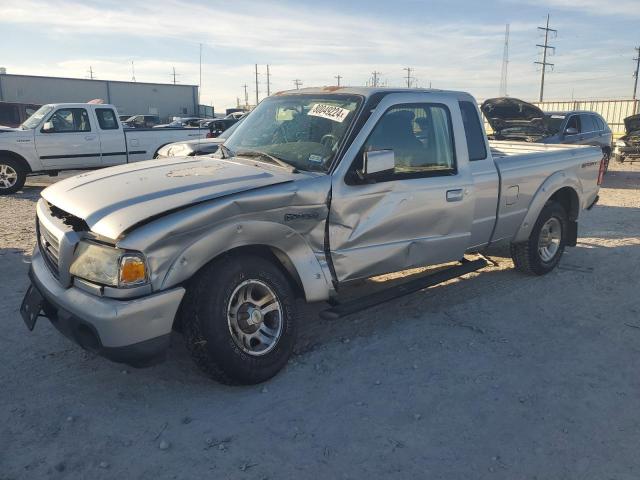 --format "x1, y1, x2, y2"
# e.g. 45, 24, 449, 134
70, 241, 148, 288
616, 140, 627, 147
